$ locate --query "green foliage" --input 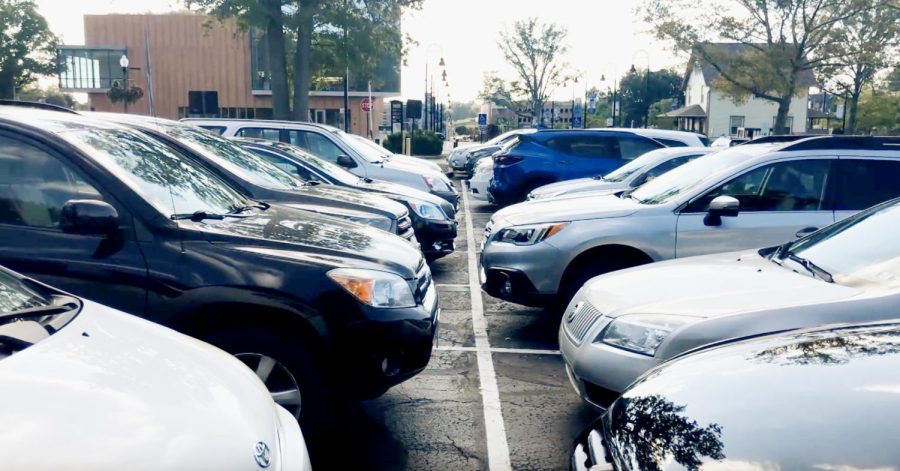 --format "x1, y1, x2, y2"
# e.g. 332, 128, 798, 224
648, 98, 679, 129
384, 131, 443, 155
887, 67, 900, 93
454, 125, 469, 135
17, 84, 77, 108
619, 69, 683, 127
856, 88, 900, 134
0, 0, 58, 99
106, 81, 145, 105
